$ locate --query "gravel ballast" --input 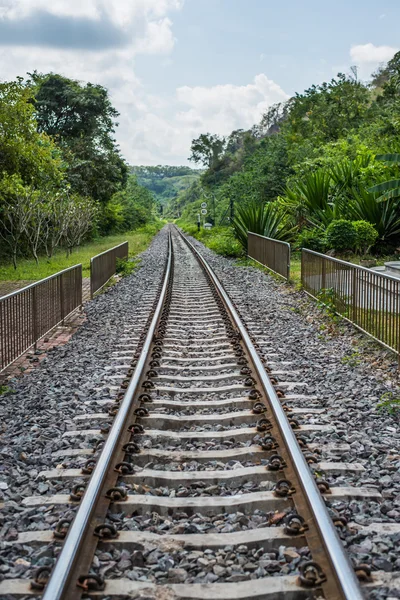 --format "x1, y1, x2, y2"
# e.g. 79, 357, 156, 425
1, 225, 400, 599
0, 228, 169, 582
185, 232, 400, 599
